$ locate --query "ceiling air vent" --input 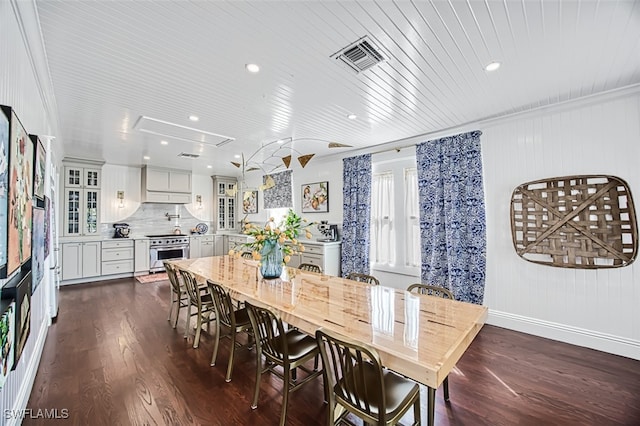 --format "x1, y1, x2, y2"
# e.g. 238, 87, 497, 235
178, 152, 200, 159
331, 36, 385, 73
